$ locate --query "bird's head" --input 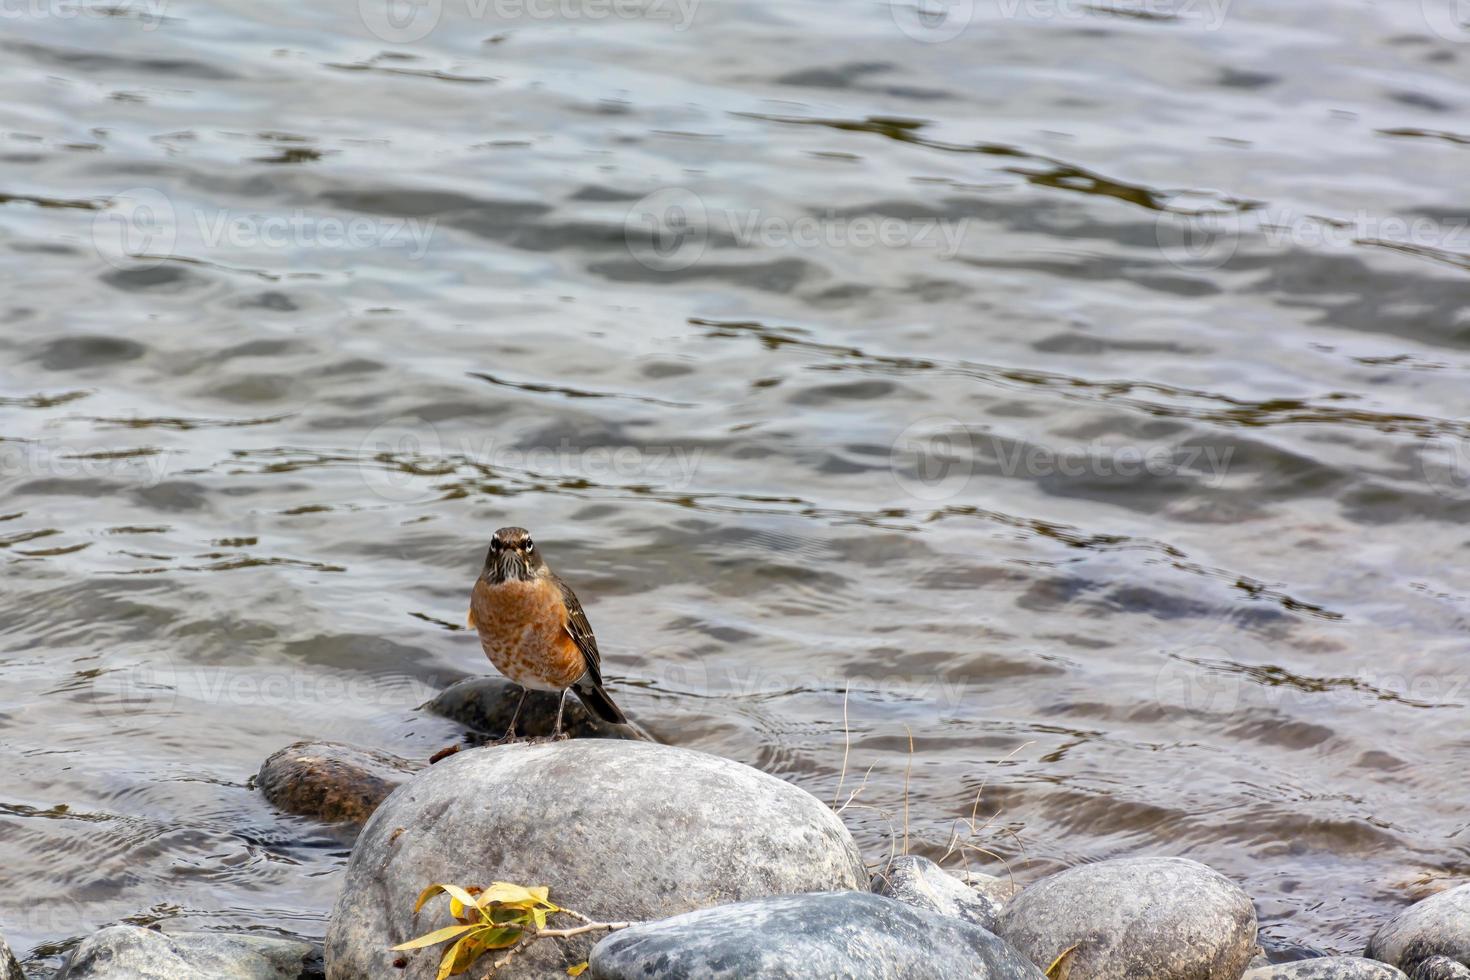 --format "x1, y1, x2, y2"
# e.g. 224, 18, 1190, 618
482, 526, 546, 583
